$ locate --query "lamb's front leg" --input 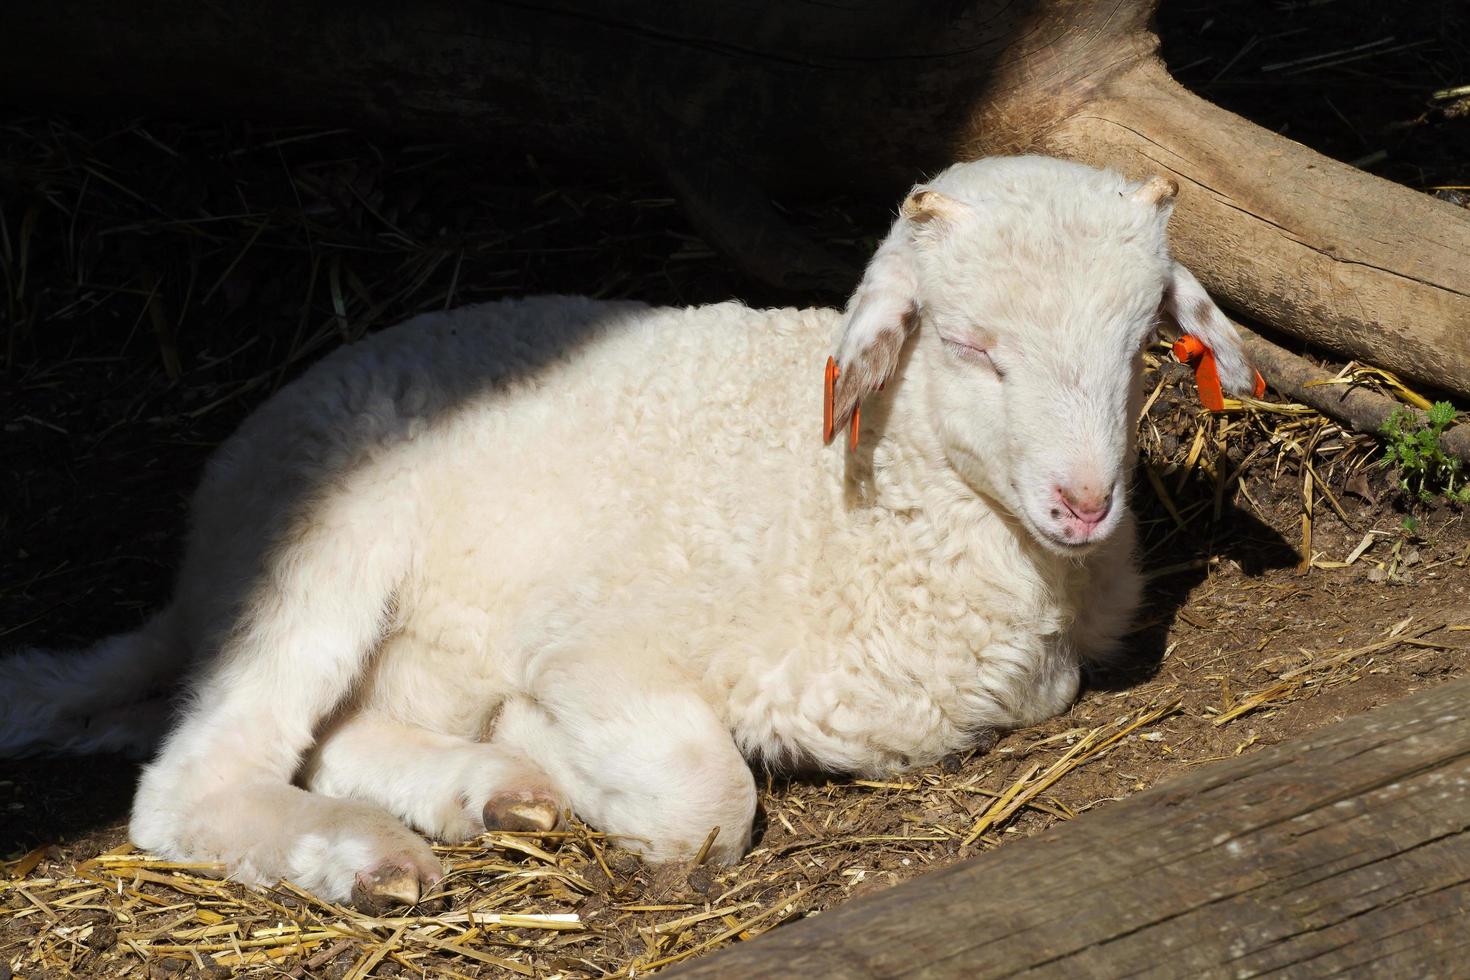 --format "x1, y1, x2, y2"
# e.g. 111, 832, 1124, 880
494, 655, 758, 865
130, 500, 440, 907
301, 711, 566, 841
144, 780, 444, 909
